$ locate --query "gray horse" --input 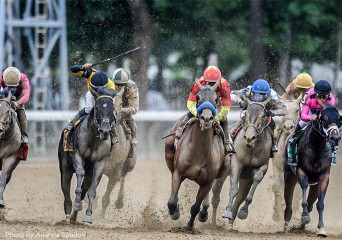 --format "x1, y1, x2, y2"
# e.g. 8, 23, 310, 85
58, 87, 119, 224
165, 79, 229, 231
272, 97, 302, 221
212, 96, 273, 229
0, 88, 21, 211
101, 91, 136, 218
